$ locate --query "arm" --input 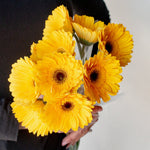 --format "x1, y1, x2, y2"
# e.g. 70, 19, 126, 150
0, 98, 19, 141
